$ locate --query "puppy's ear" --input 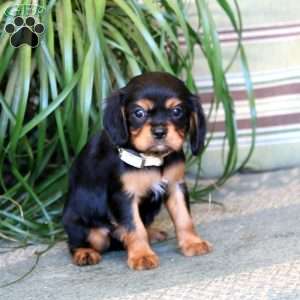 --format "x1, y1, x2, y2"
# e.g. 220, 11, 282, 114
103, 89, 128, 146
189, 94, 206, 156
